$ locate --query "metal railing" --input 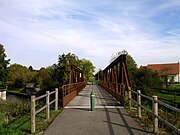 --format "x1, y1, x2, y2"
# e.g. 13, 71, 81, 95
128, 88, 180, 134
62, 81, 86, 107
31, 88, 58, 133
99, 82, 125, 105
